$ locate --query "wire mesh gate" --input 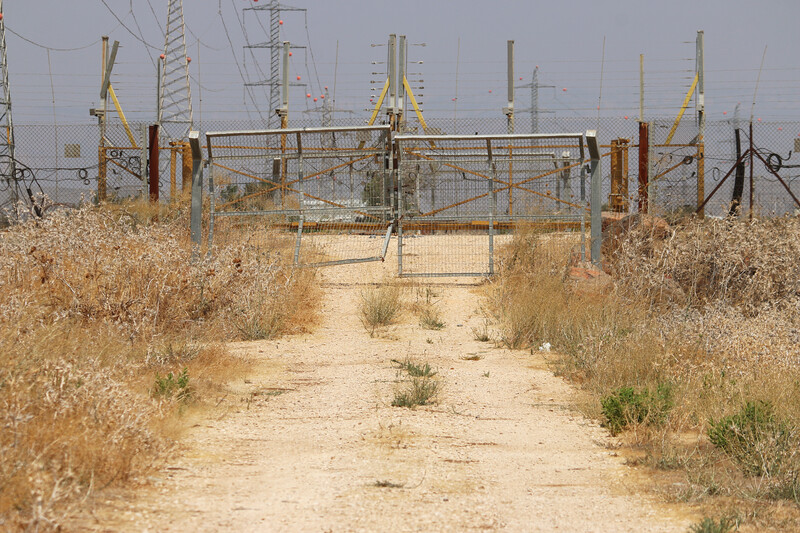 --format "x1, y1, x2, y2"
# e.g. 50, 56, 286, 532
205, 126, 394, 267
202, 128, 590, 276
395, 133, 588, 277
